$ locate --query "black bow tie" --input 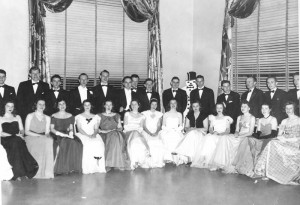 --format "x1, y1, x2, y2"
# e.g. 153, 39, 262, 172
32, 83, 38, 86
271, 90, 275, 93
172, 90, 177, 92
0, 85, 4, 88
146, 91, 152, 94
101, 84, 108, 87
53, 90, 59, 93
225, 94, 229, 96
198, 88, 203, 90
